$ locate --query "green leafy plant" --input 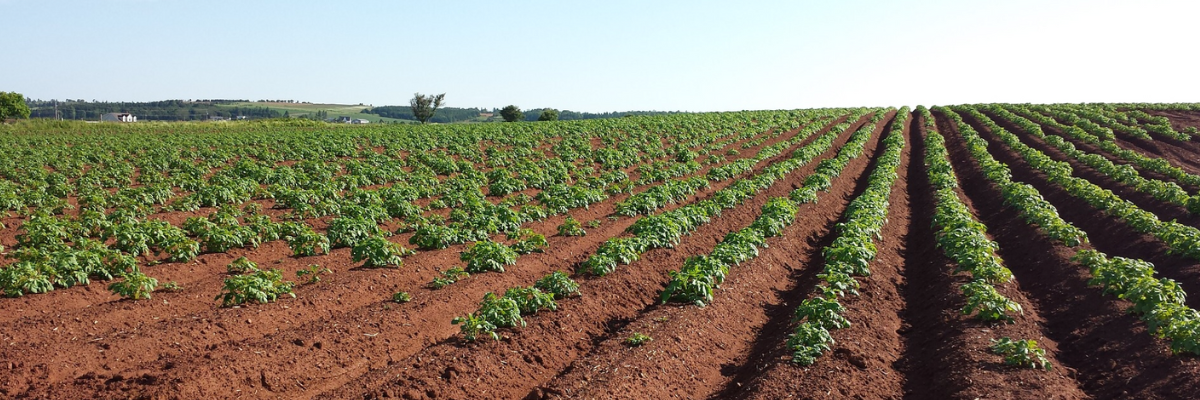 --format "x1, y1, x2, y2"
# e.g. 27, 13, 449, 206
660, 255, 728, 306
392, 291, 412, 303
108, 271, 158, 300
452, 313, 498, 342
961, 280, 1022, 322
990, 337, 1052, 370
557, 216, 586, 237
793, 295, 851, 330
215, 268, 295, 307
0, 262, 54, 297
296, 264, 332, 284
508, 228, 548, 254
429, 267, 469, 289
351, 235, 412, 268
624, 332, 652, 346
503, 286, 557, 314
787, 322, 834, 366
477, 292, 524, 329
461, 240, 517, 273
327, 216, 382, 248
534, 271, 580, 299
226, 257, 258, 274
160, 281, 183, 291
284, 224, 330, 256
